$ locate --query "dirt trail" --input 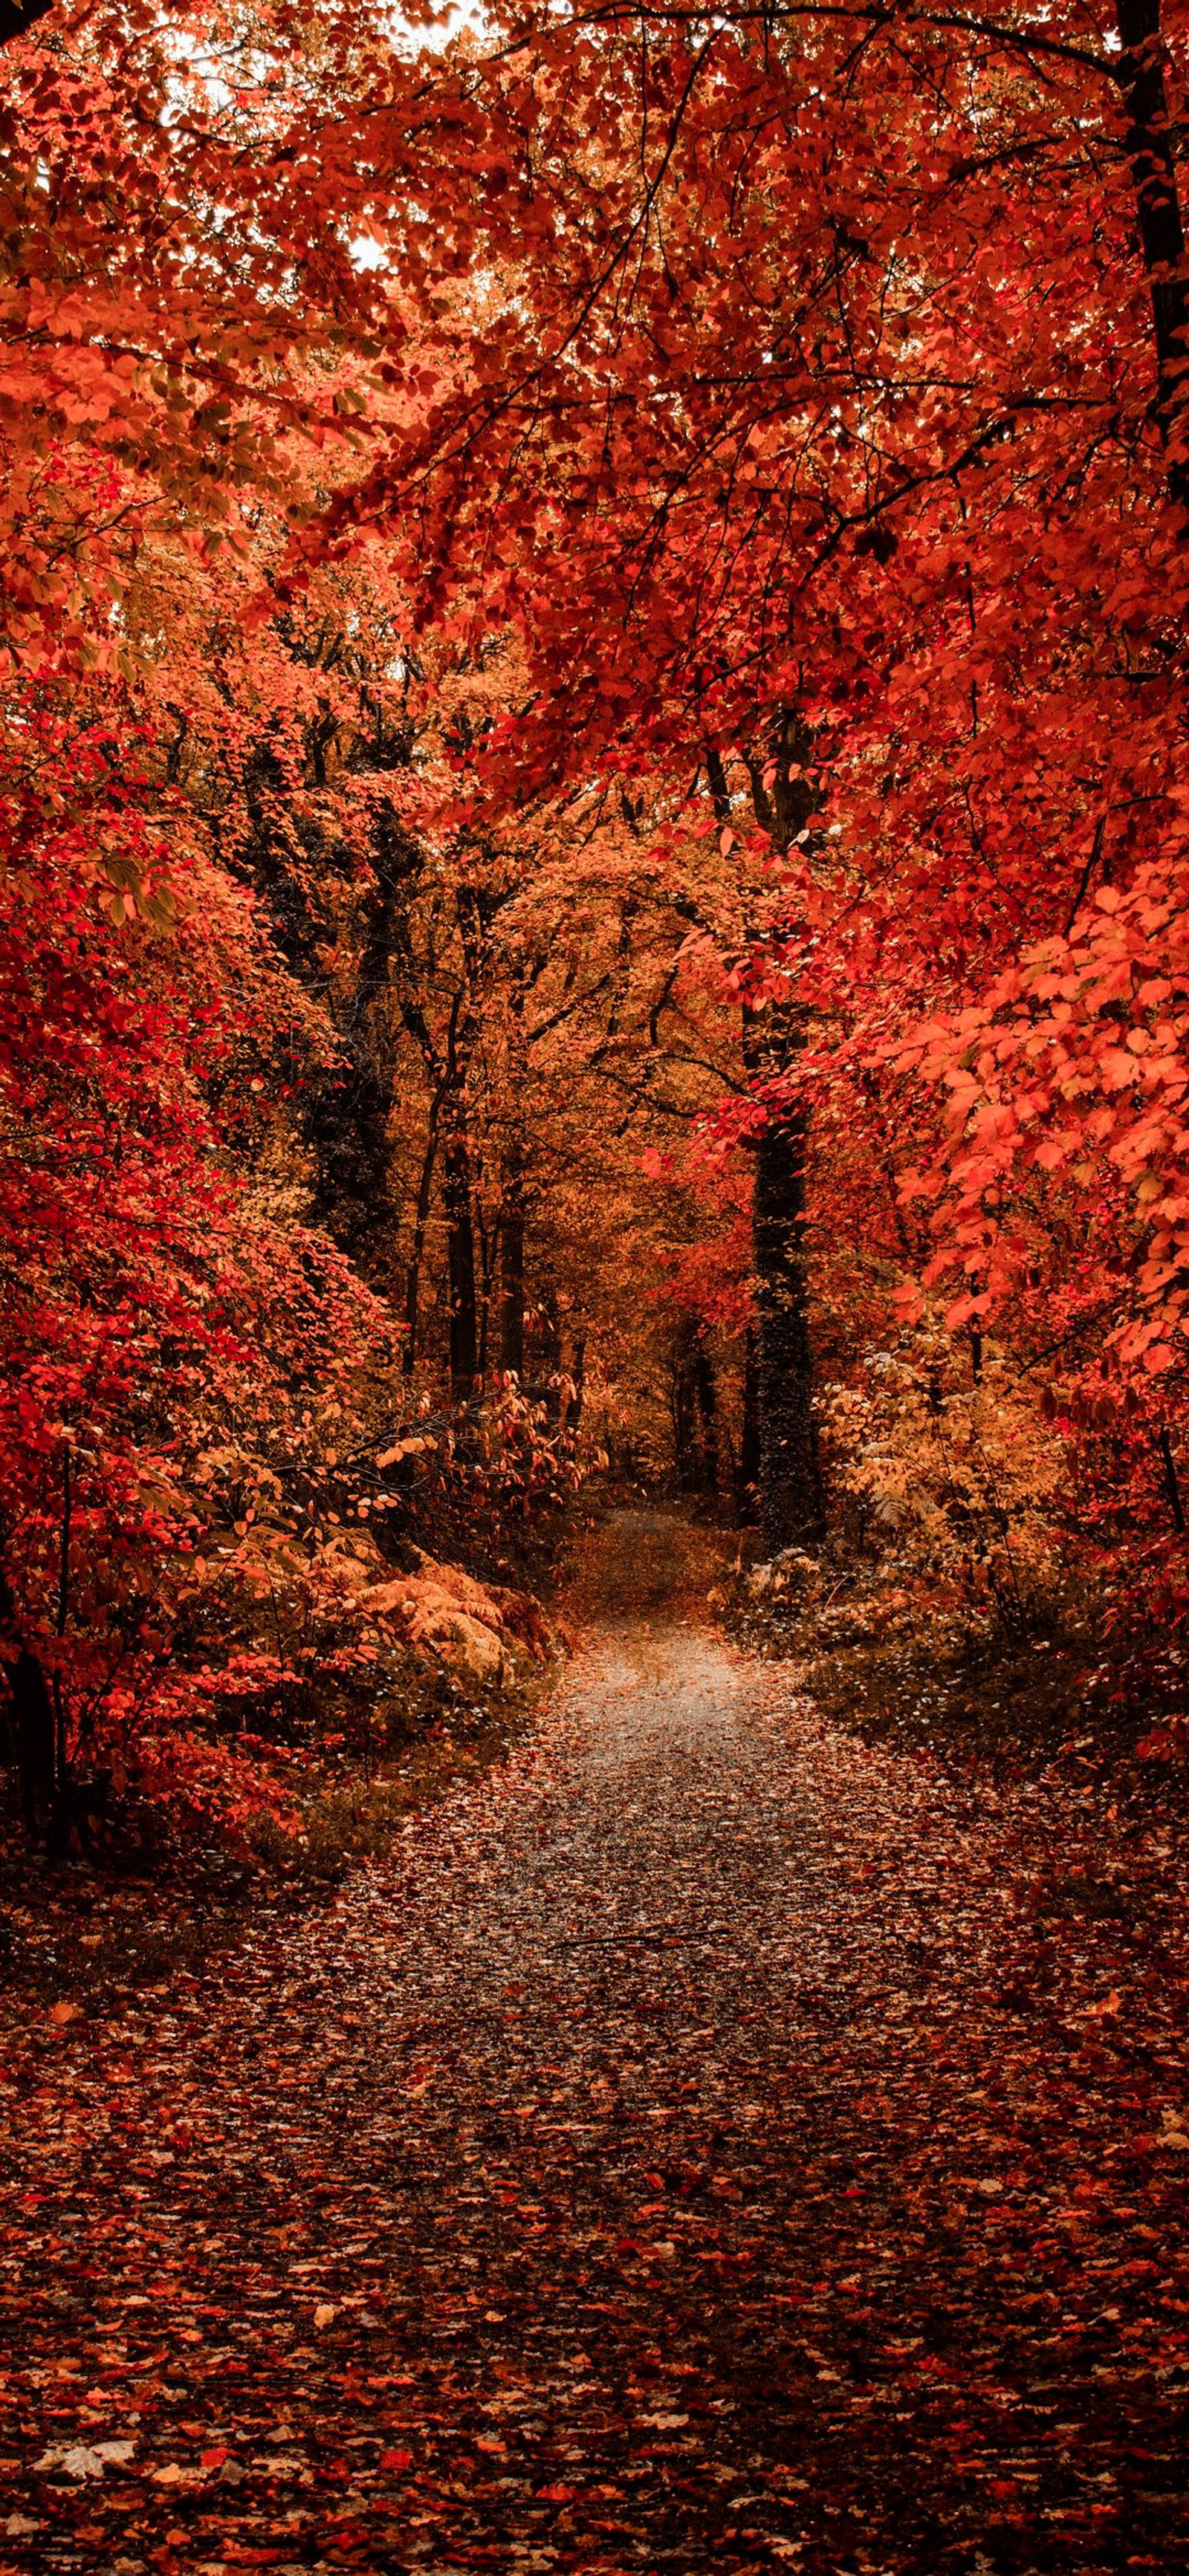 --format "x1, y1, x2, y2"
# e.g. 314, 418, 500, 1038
2, 1513, 1187, 2574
